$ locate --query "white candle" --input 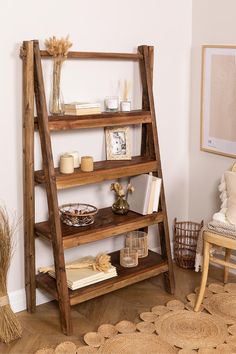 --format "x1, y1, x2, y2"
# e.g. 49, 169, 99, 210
120, 248, 138, 268
120, 101, 131, 112
59, 154, 74, 174
105, 96, 119, 111
67, 151, 80, 168
123, 256, 135, 265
